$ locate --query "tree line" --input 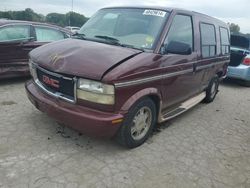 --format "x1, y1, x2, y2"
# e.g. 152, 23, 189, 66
0, 8, 88, 27
0, 8, 249, 38
228, 23, 250, 38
